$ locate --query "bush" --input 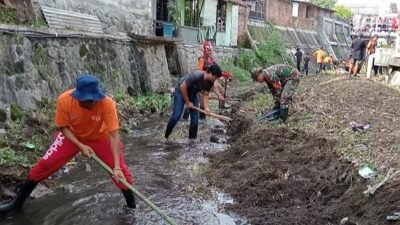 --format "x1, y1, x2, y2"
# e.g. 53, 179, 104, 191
221, 23, 295, 82
220, 62, 251, 82
0, 147, 28, 166
234, 51, 260, 72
